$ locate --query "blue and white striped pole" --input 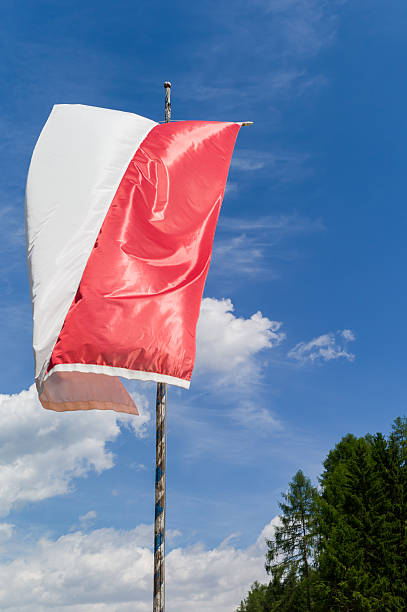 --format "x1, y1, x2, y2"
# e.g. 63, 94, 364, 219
153, 81, 171, 612
153, 381, 167, 612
